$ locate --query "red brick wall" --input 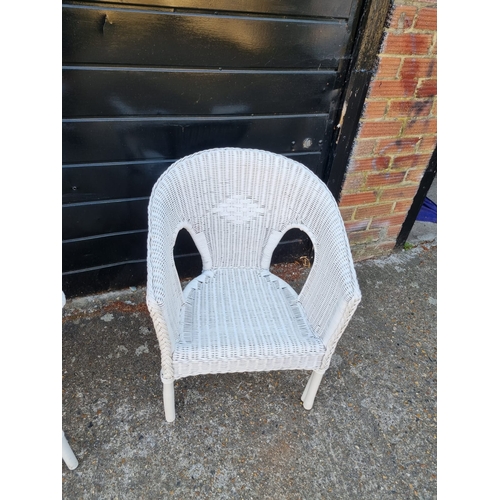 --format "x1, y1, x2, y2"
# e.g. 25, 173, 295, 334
339, 0, 437, 260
